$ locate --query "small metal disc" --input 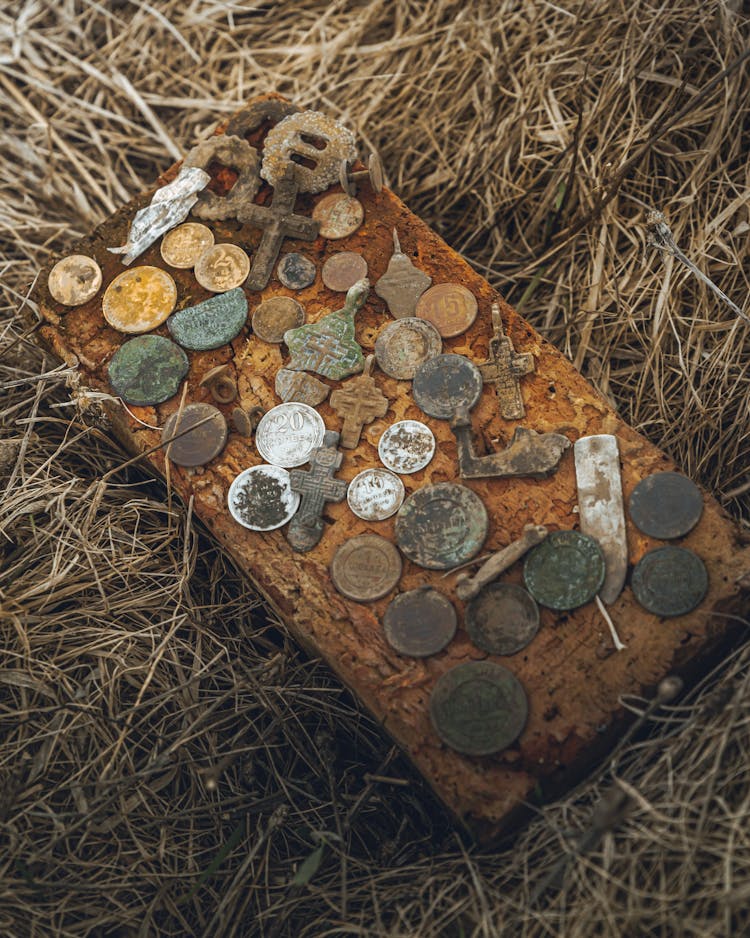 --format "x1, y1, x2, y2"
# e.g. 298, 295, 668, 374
395, 483, 488, 570
107, 335, 188, 406
429, 661, 528, 756
160, 222, 215, 269
346, 468, 405, 521
228, 464, 301, 531
368, 152, 384, 193
412, 354, 483, 420
383, 588, 457, 657
102, 266, 177, 333
465, 583, 540, 656
378, 420, 436, 475
374, 318, 442, 381
252, 296, 305, 343
277, 253, 316, 290
631, 546, 708, 617
330, 534, 402, 602
255, 402, 326, 468
47, 254, 102, 306
167, 288, 248, 351
415, 283, 478, 338
524, 530, 606, 610
312, 192, 364, 239
322, 252, 368, 292
161, 403, 228, 467
628, 471, 704, 540
194, 243, 250, 292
